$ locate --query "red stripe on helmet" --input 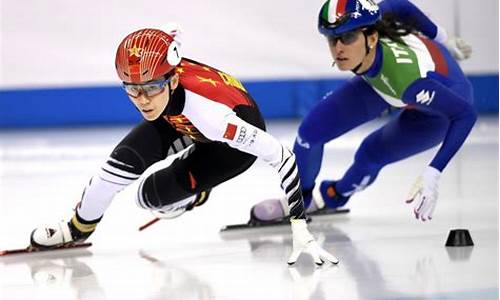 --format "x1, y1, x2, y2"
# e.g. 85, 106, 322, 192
336, 0, 349, 16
